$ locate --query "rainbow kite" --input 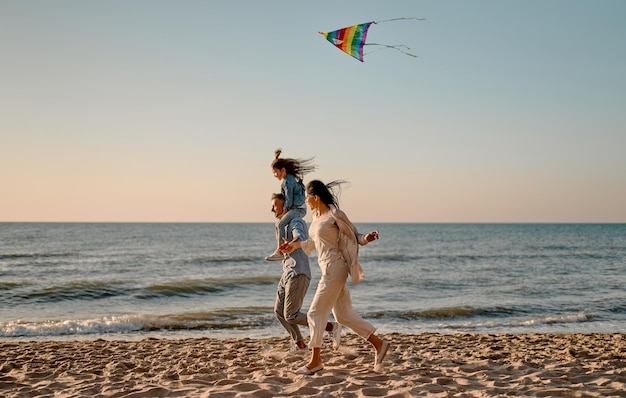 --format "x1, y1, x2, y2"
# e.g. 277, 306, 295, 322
319, 17, 423, 62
